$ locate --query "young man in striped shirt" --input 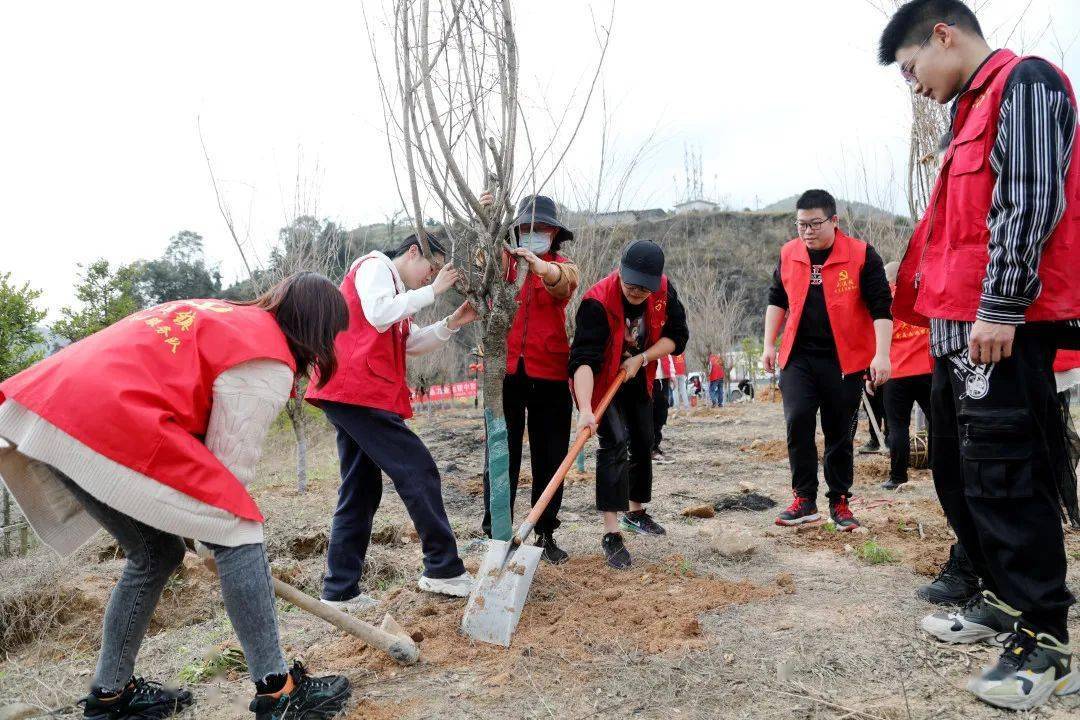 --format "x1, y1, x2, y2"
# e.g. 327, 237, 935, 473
880, 0, 1080, 710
